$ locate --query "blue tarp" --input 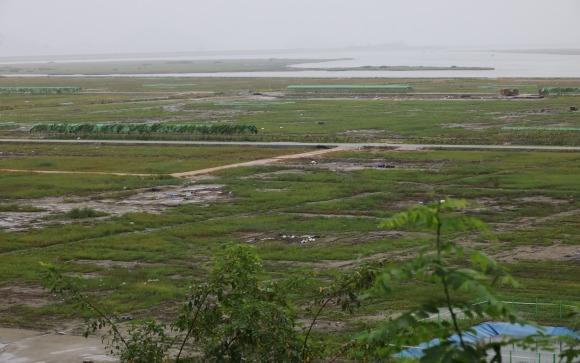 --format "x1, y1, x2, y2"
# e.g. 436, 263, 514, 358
397, 322, 579, 358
